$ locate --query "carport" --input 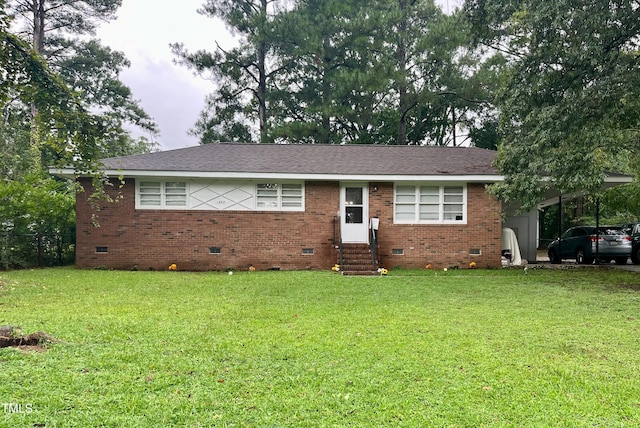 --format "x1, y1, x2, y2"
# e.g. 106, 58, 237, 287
503, 173, 633, 263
